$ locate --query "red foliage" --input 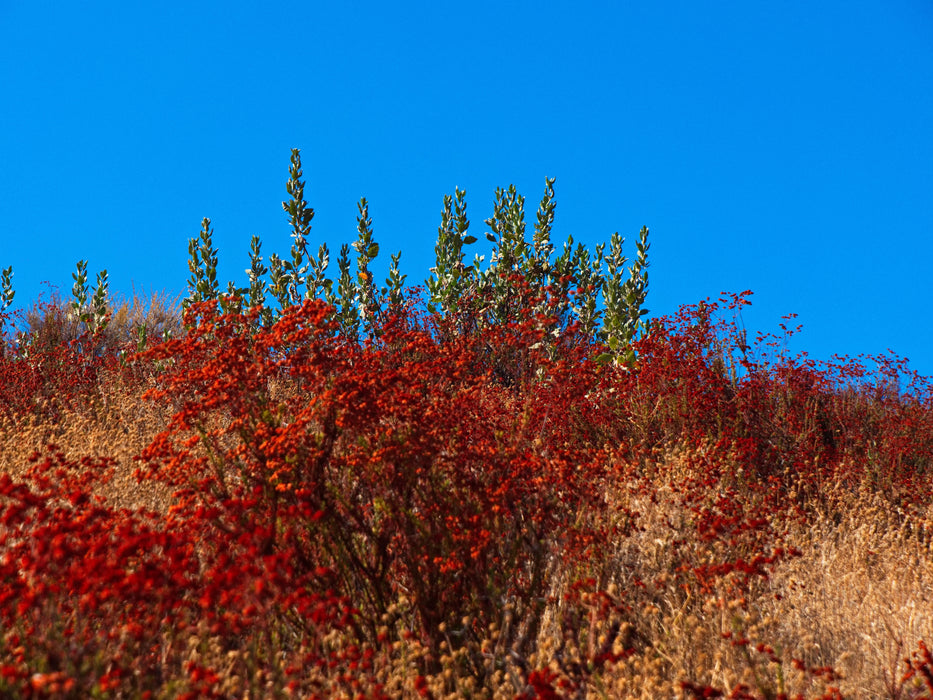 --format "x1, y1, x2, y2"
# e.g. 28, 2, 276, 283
1, 290, 931, 695
135, 299, 612, 654
0, 446, 349, 696
0, 326, 115, 424
902, 640, 933, 699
